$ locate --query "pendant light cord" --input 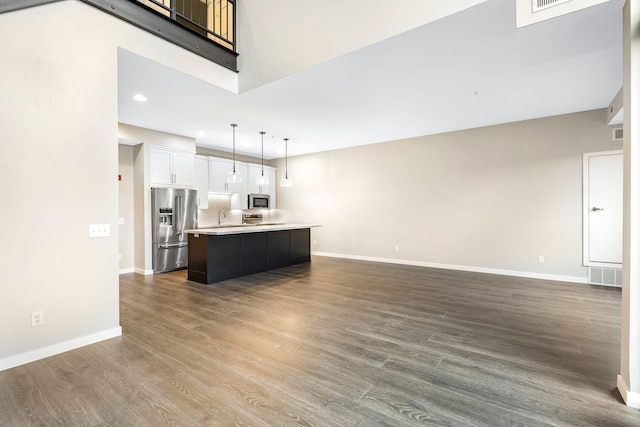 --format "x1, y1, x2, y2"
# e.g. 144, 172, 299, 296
284, 138, 289, 179
260, 131, 265, 176
231, 124, 237, 173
